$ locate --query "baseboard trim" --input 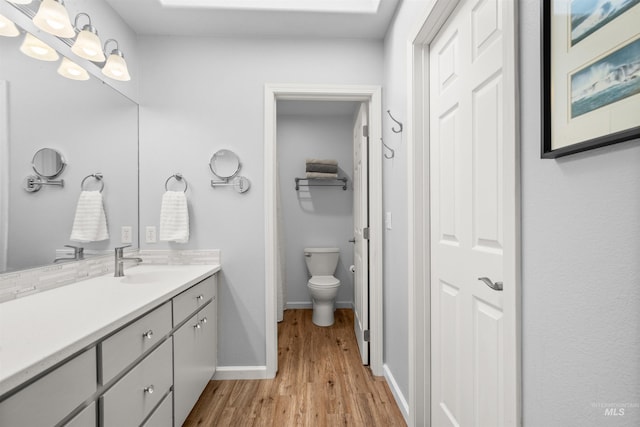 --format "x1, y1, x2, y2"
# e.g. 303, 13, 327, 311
213, 365, 269, 380
383, 363, 409, 424
286, 301, 353, 309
